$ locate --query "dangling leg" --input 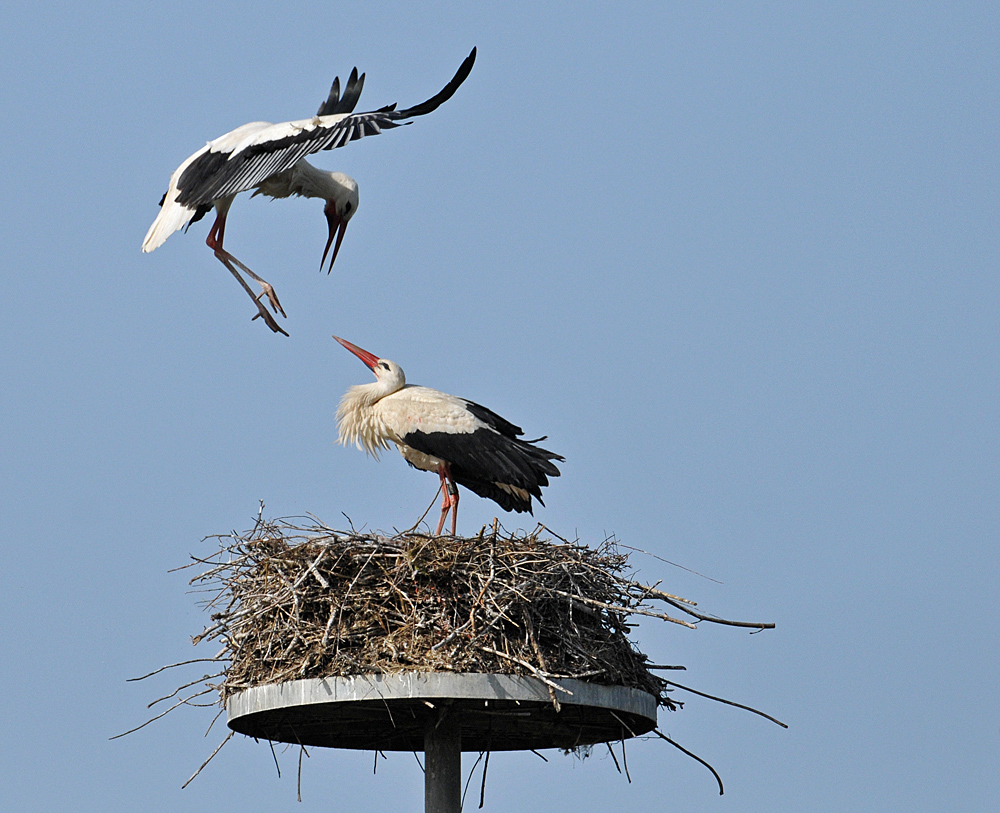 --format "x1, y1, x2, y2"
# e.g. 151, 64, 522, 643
215, 251, 290, 336
206, 211, 288, 335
